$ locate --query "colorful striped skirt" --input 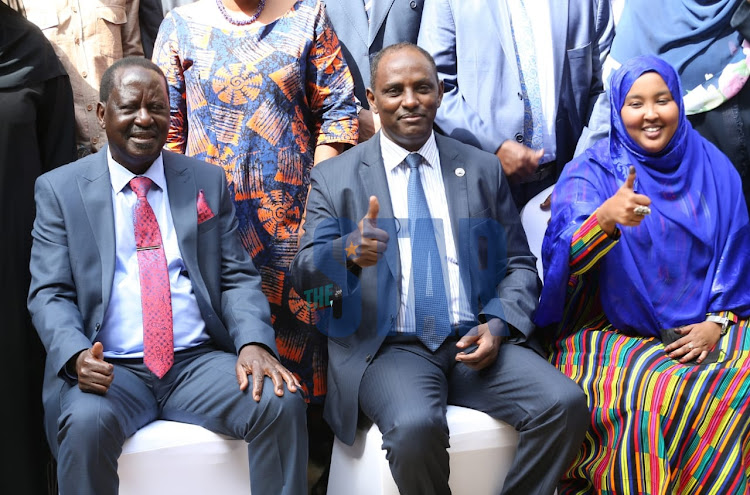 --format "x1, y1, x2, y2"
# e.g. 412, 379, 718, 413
548, 318, 750, 494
